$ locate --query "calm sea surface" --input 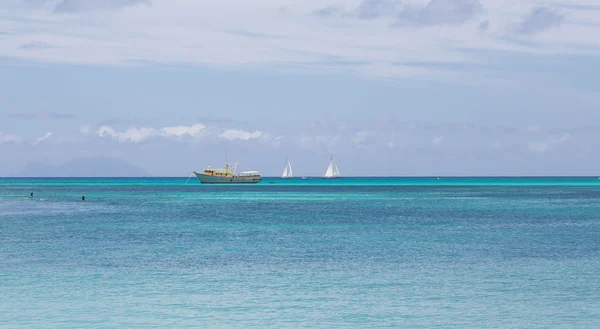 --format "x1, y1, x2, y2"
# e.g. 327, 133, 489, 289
1, 177, 600, 328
